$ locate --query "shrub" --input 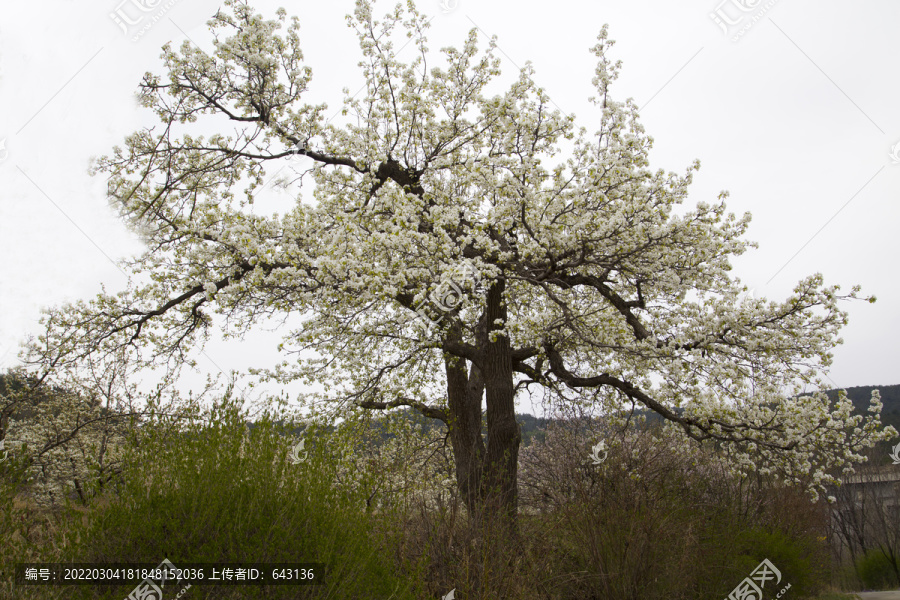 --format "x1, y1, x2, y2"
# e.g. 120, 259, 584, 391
515, 416, 829, 600
731, 527, 819, 598
857, 548, 900, 590
56, 394, 424, 600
